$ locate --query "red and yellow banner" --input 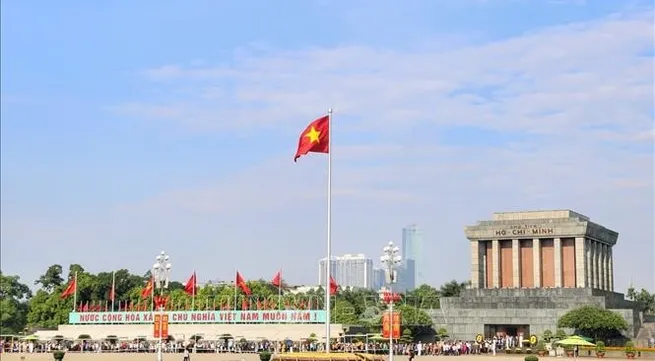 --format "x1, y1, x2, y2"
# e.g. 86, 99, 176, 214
382, 311, 401, 339
153, 314, 169, 339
